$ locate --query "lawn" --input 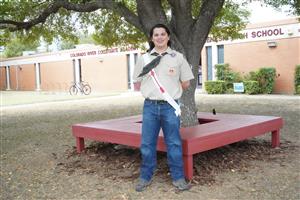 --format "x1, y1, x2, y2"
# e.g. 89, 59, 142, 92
1, 93, 299, 199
